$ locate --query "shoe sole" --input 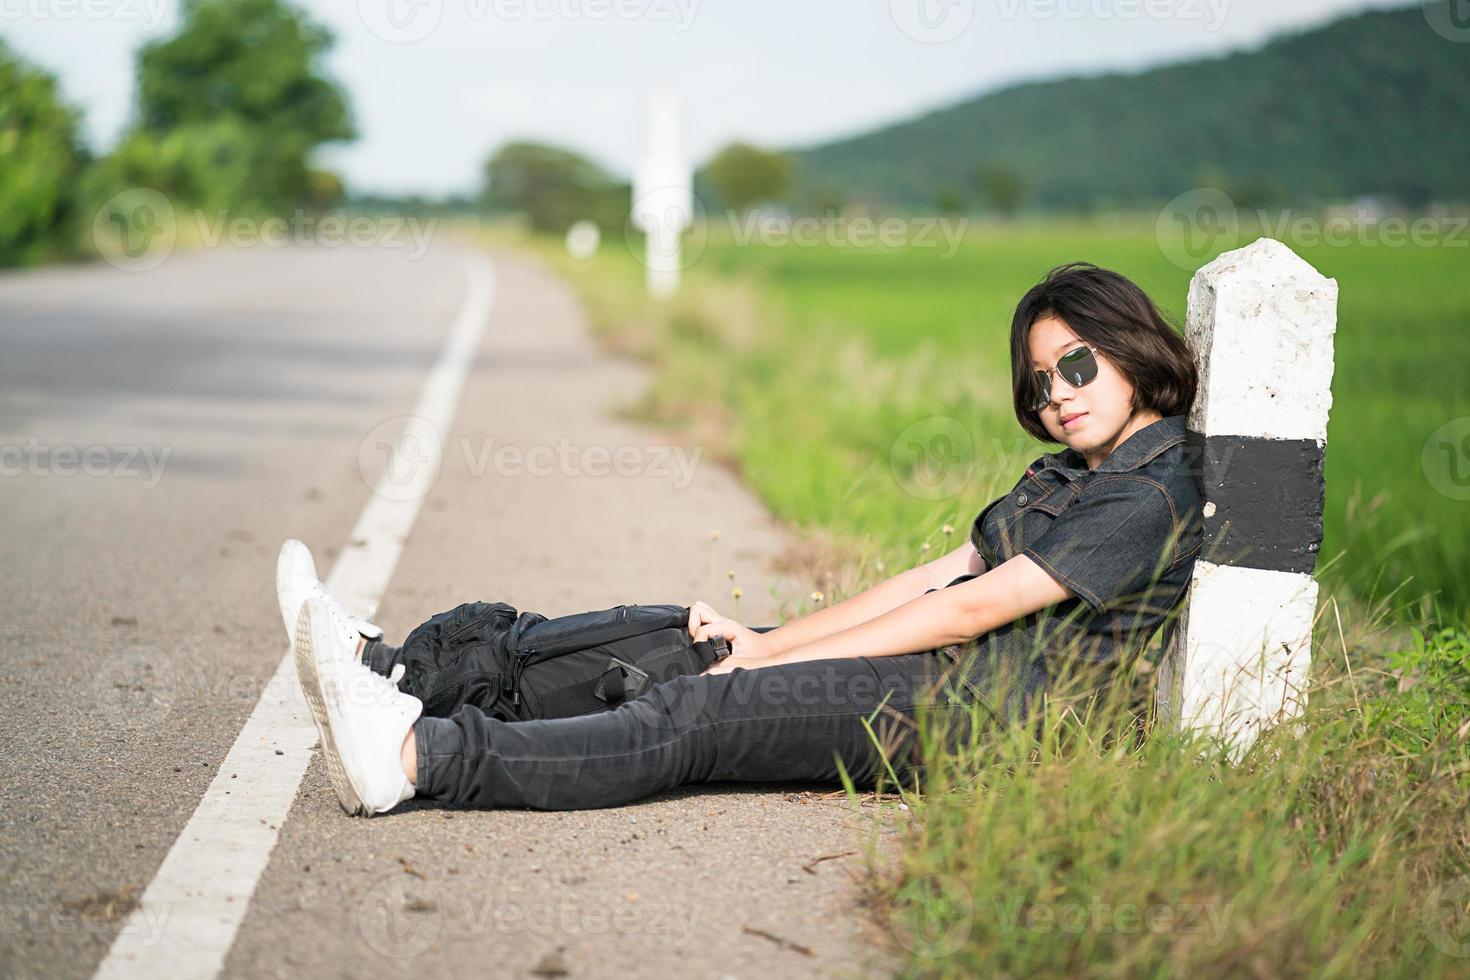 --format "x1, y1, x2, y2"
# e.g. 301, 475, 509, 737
294, 602, 369, 817
277, 540, 317, 651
